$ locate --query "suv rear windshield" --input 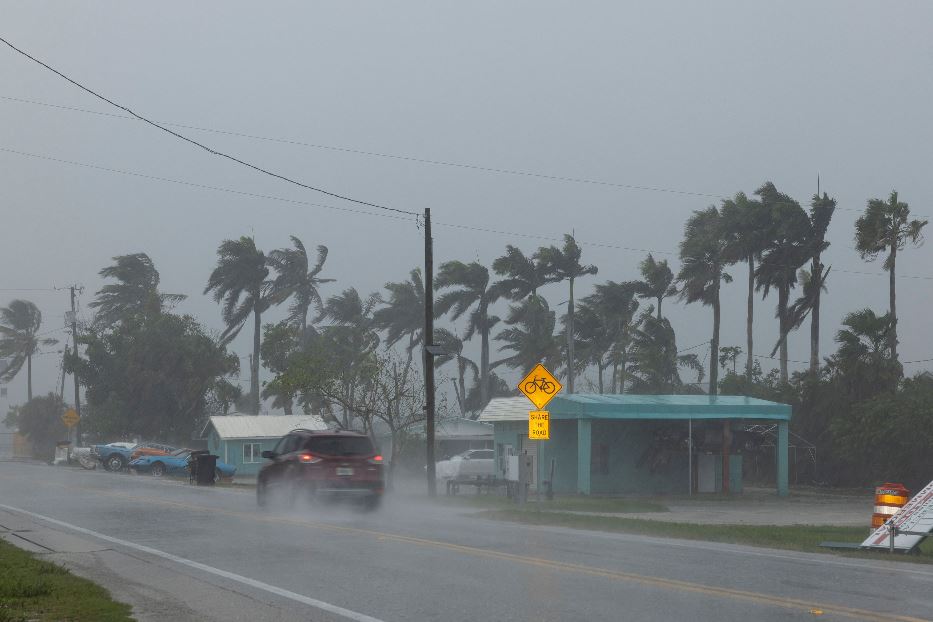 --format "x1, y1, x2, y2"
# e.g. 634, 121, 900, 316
303, 436, 375, 457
